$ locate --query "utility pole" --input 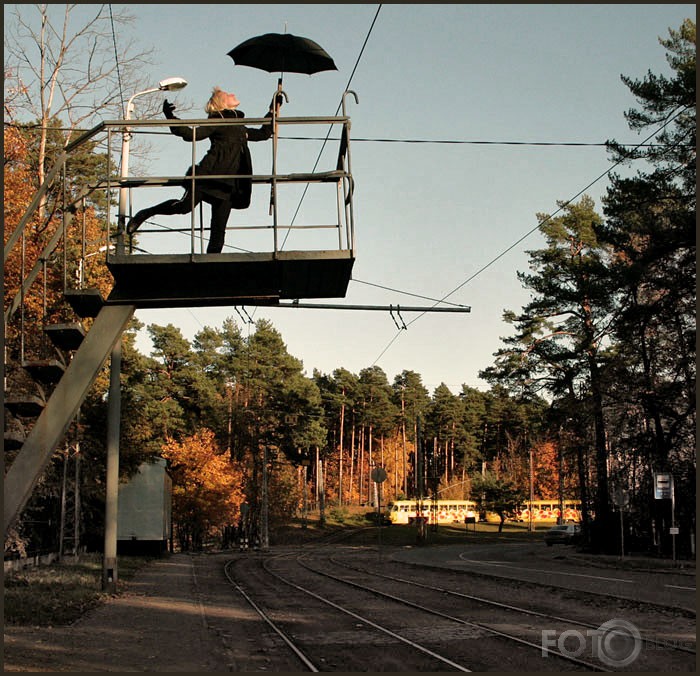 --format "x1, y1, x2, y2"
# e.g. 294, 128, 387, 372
558, 429, 564, 525
416, 416, 425, 543
317, 448, 325, 528
301, 459, 309, 529
339, 397, 345, 506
